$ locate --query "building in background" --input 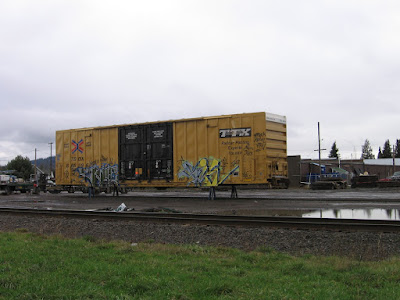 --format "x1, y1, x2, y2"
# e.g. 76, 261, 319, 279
287, 157, 400, 187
